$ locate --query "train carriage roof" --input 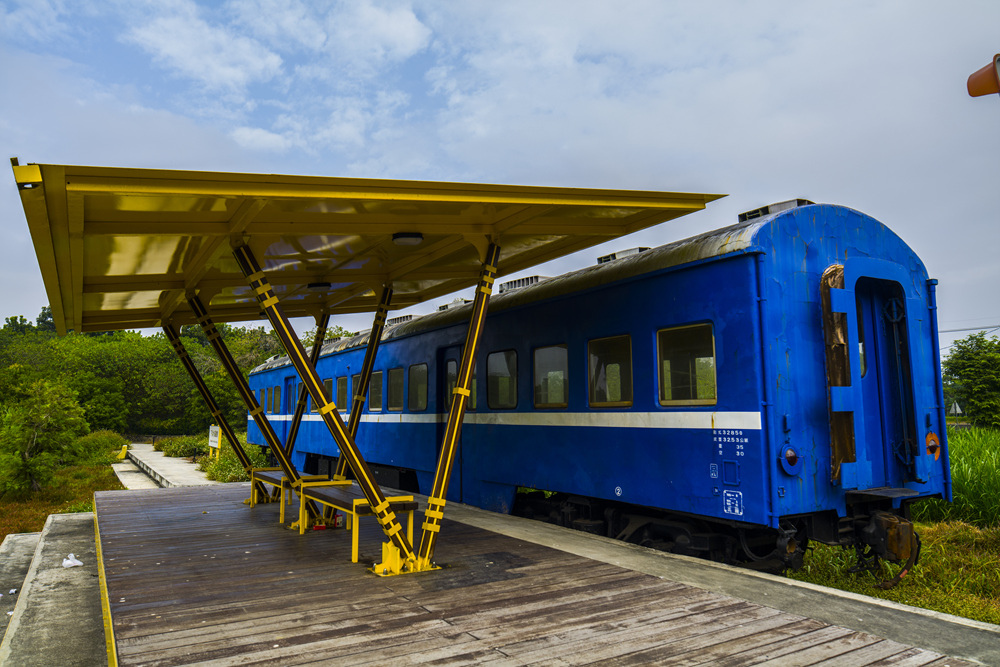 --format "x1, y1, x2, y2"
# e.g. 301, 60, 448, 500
11, 160, 723, 335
